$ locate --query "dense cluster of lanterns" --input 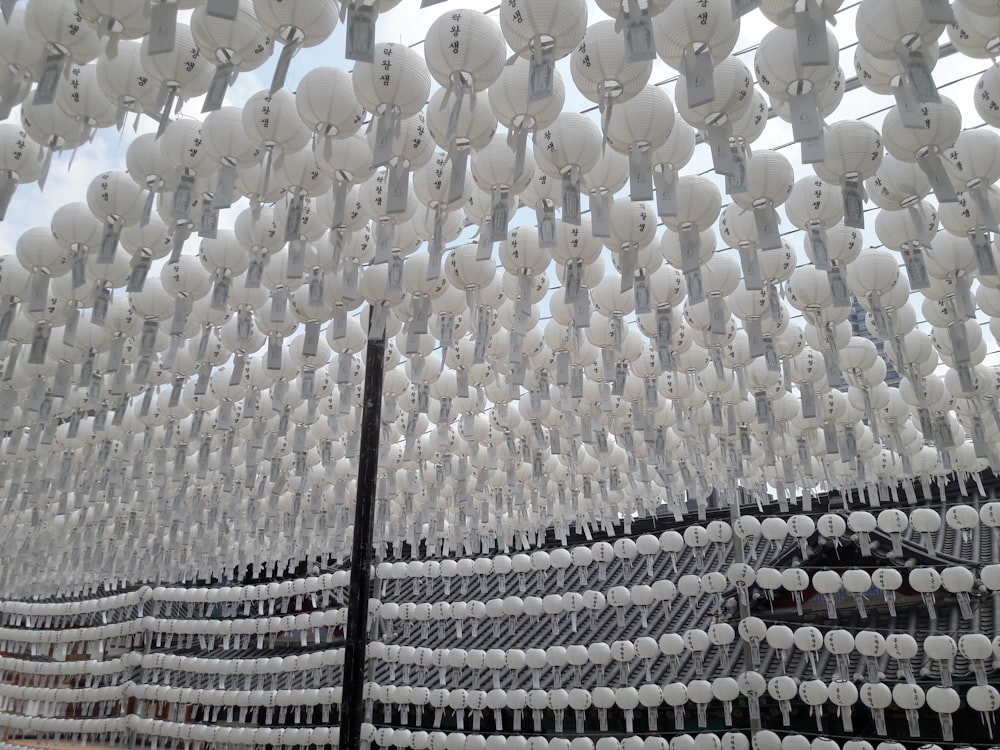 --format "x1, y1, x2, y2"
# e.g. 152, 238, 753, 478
0, 0, 993, 596
0, 0, 998, 745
